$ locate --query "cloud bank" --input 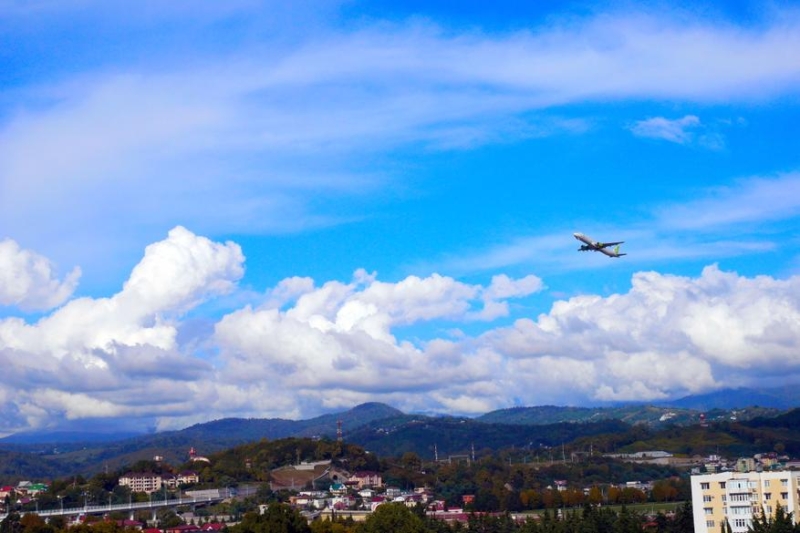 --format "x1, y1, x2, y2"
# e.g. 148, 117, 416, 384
0, 228, 798, 433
